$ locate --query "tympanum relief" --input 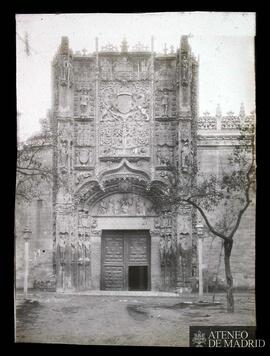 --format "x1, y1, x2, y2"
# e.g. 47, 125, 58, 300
92, 193, 156, 216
